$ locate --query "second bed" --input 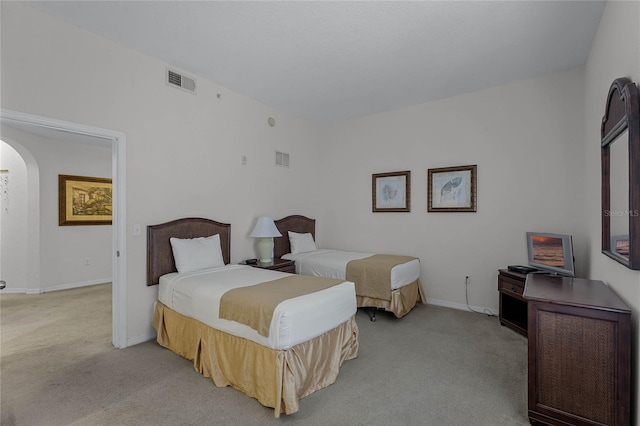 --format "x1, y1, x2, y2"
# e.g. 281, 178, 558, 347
274, 215, 426, 320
